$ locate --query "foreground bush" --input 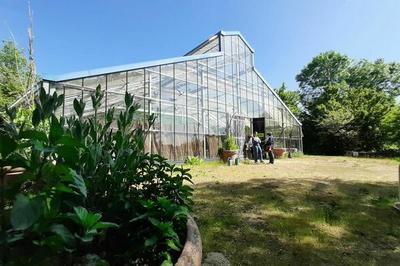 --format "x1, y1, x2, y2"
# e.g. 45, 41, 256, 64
0, 86, 193, 265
